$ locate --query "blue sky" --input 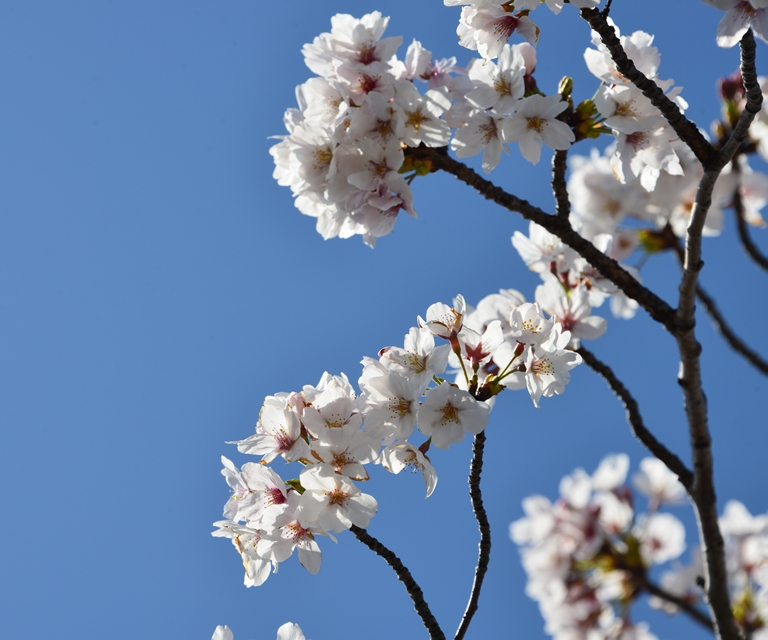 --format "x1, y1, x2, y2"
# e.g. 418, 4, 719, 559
1, 2, 767, 639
